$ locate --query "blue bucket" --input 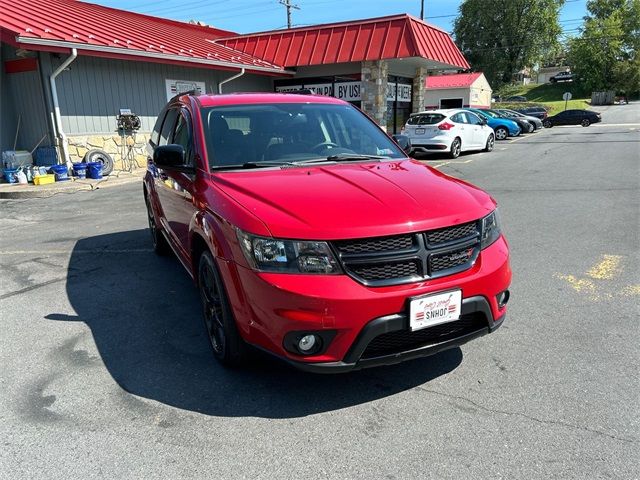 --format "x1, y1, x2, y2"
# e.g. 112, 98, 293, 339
72, 163, 87, 179
86, 162, 103, 179
50, 164, 69, 181
3, 168, 18, 184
